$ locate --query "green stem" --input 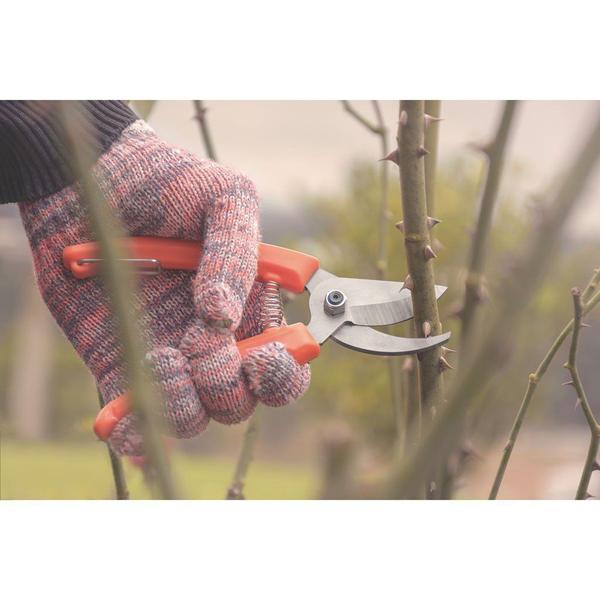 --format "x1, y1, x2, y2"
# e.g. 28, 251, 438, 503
565, 288, 600, 499
61, 103, 178, 499
226, 407, 262, 499
424, 100, 441, 217
97, 387, 129, 500
489, 274, 600, 499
